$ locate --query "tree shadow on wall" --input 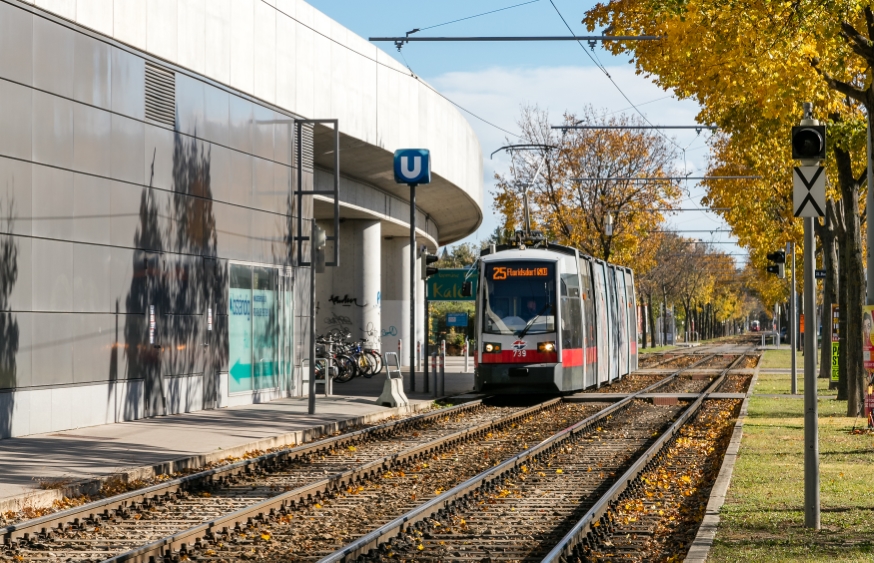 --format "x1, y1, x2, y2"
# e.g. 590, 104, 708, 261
0, 197, 18, 439
118, 129, 225, 421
